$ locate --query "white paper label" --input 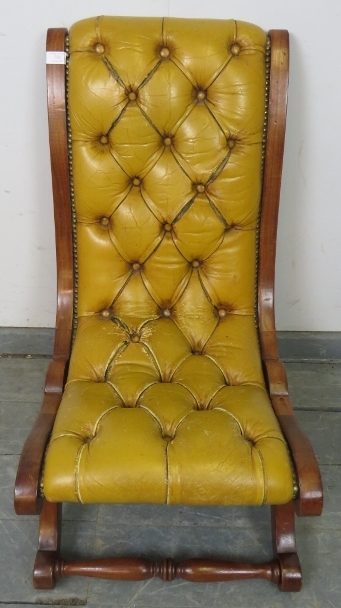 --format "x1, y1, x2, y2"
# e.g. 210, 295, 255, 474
46, 51, 66, 65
